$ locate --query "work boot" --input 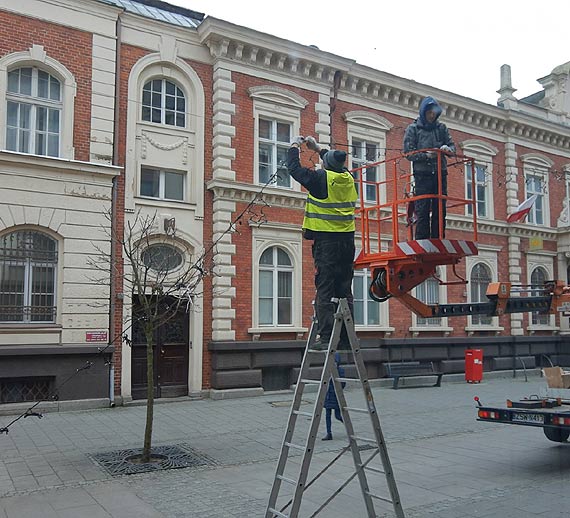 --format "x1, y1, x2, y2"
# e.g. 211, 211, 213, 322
322, 433, 332, 441
310, 339, 329, 351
